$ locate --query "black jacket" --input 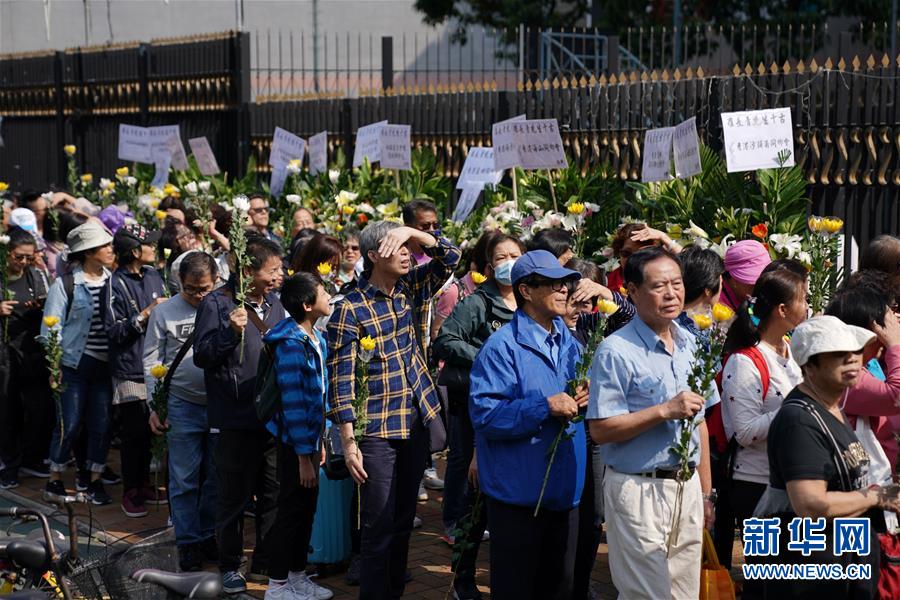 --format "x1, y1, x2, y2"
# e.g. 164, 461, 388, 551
101, 266, 167, 381
192, 283, 285, 430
